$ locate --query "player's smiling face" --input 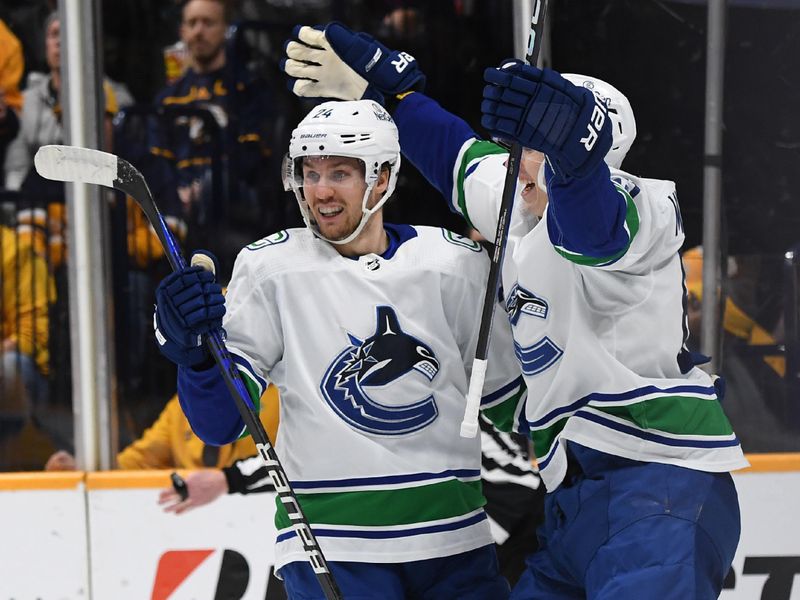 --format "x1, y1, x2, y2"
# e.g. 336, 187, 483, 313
301, 156, 387, 242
